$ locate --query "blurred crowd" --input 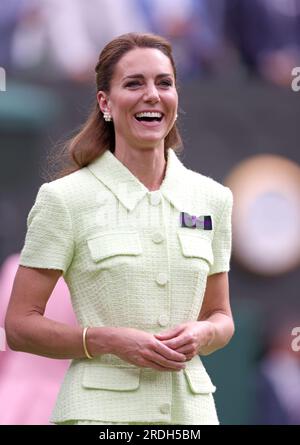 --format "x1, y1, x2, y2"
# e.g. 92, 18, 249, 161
1, 0, 300, 85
